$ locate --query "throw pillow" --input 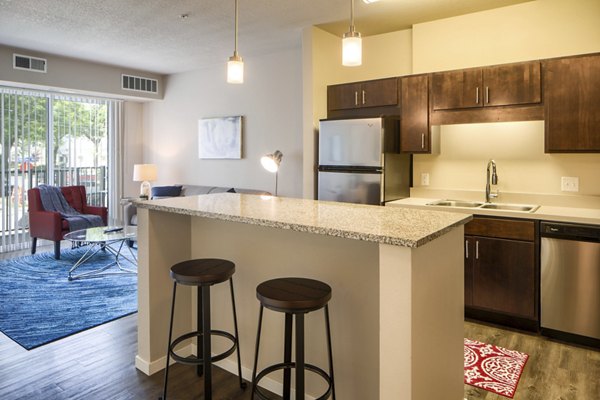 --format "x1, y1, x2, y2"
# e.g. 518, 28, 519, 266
151, 185, 183, 199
